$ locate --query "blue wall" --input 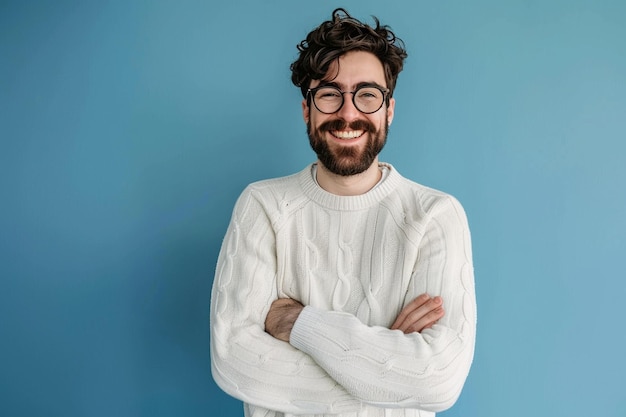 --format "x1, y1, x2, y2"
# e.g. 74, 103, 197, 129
2, 1, 625, 416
